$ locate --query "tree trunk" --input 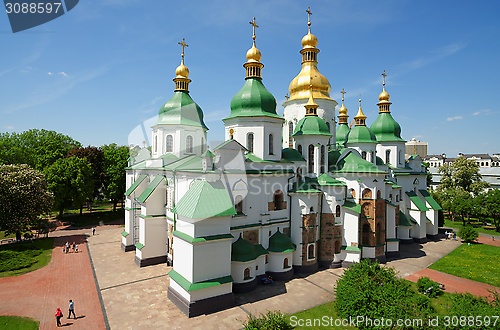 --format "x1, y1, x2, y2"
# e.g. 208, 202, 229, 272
58, 208, 64, 218
113, 200, 117, 212
15, 230, 21, 242
80, 205, 83, 216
